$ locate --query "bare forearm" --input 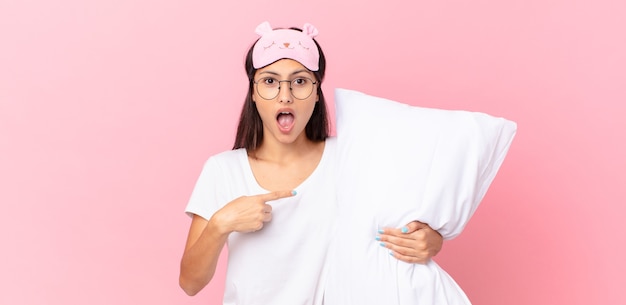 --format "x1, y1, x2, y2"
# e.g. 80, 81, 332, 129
179, 218, 229, 296
179, 192, 288, 295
